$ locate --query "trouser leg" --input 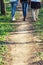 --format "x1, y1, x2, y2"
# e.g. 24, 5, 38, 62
35, 9, 39, 19
11, 1, 18, 18
22, 2, 28, 17
32, 9, 36, 20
